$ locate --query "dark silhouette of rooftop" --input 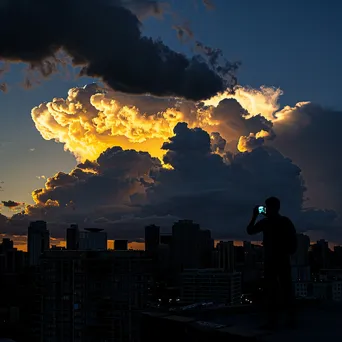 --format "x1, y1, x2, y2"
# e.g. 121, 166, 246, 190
84, 228, 104, 233
141, 301, 341, 341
